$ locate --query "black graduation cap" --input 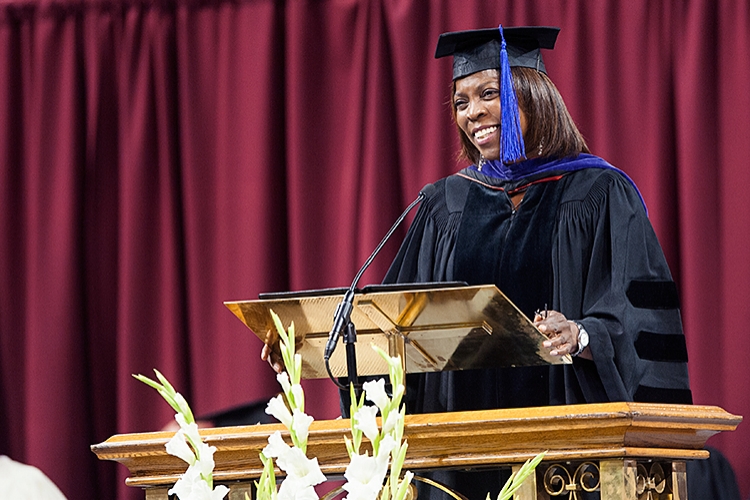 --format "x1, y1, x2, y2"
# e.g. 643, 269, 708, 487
435, 26, 560, 80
